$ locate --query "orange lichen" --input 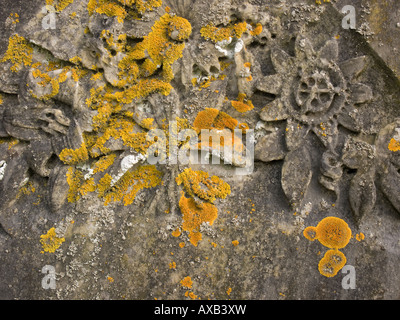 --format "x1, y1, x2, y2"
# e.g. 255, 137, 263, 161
250, 23, 263, 36
200, 22, 248, 43
178, 193, 218, 247
356, 233, 365, 241
388, 138, 400, 152
118, 13, 191, 86
193, 108, 238, 133
176, 168, 231, 203
318, 249, 346, 278
226, 287, 232, 295
59, 143, 89, 165
303, 226, 317, 241
304, 217, 352, 249
40, 227, 65, 253
169, 261, 176, 269
180, 276, 193, 288
232, 240, 239, 246
231, 93, 254, 113
102, 165, 163, 206
1, 34, 33, 72
185, 291, 198, 300
168, 16, 192, 41
171, 227, 181, 238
